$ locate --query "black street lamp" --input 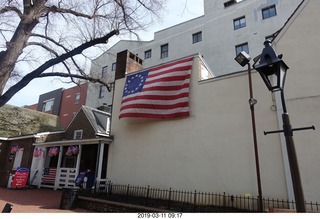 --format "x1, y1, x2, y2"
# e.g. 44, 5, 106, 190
235, 51, 263, 212
253, 40, 315, 212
